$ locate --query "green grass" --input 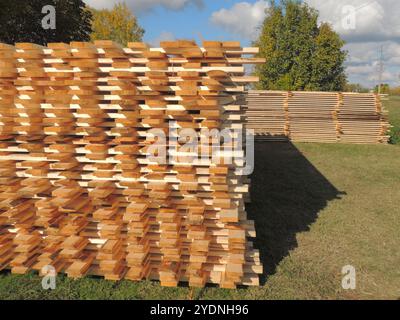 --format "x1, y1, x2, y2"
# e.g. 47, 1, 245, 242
1, 99, 400, 300
385, 95, 400, 144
